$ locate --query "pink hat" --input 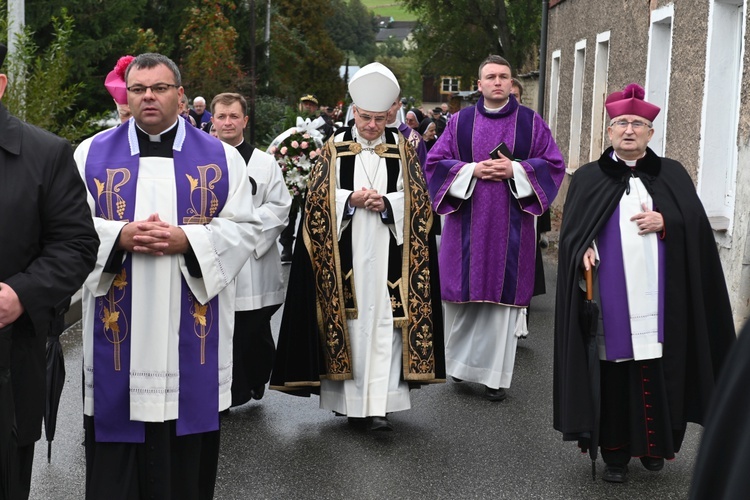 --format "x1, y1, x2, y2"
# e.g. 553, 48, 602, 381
605, 83, 660, 122
105, 55, 134, 105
